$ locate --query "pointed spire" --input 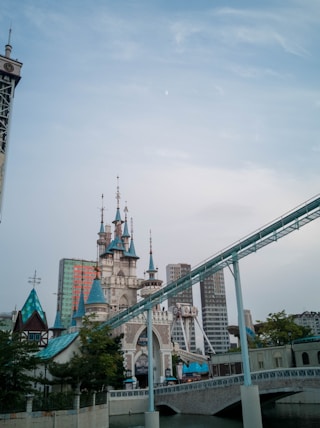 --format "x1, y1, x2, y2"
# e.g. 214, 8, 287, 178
147, 230, 157, 278
86, 266, 106, 305
114, 176, 122, 223
122, 203, 130, 238
74, 286, 86, 319
50, 309, 66, 337
99, 193, 105, 233
128, 217, 139, 258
